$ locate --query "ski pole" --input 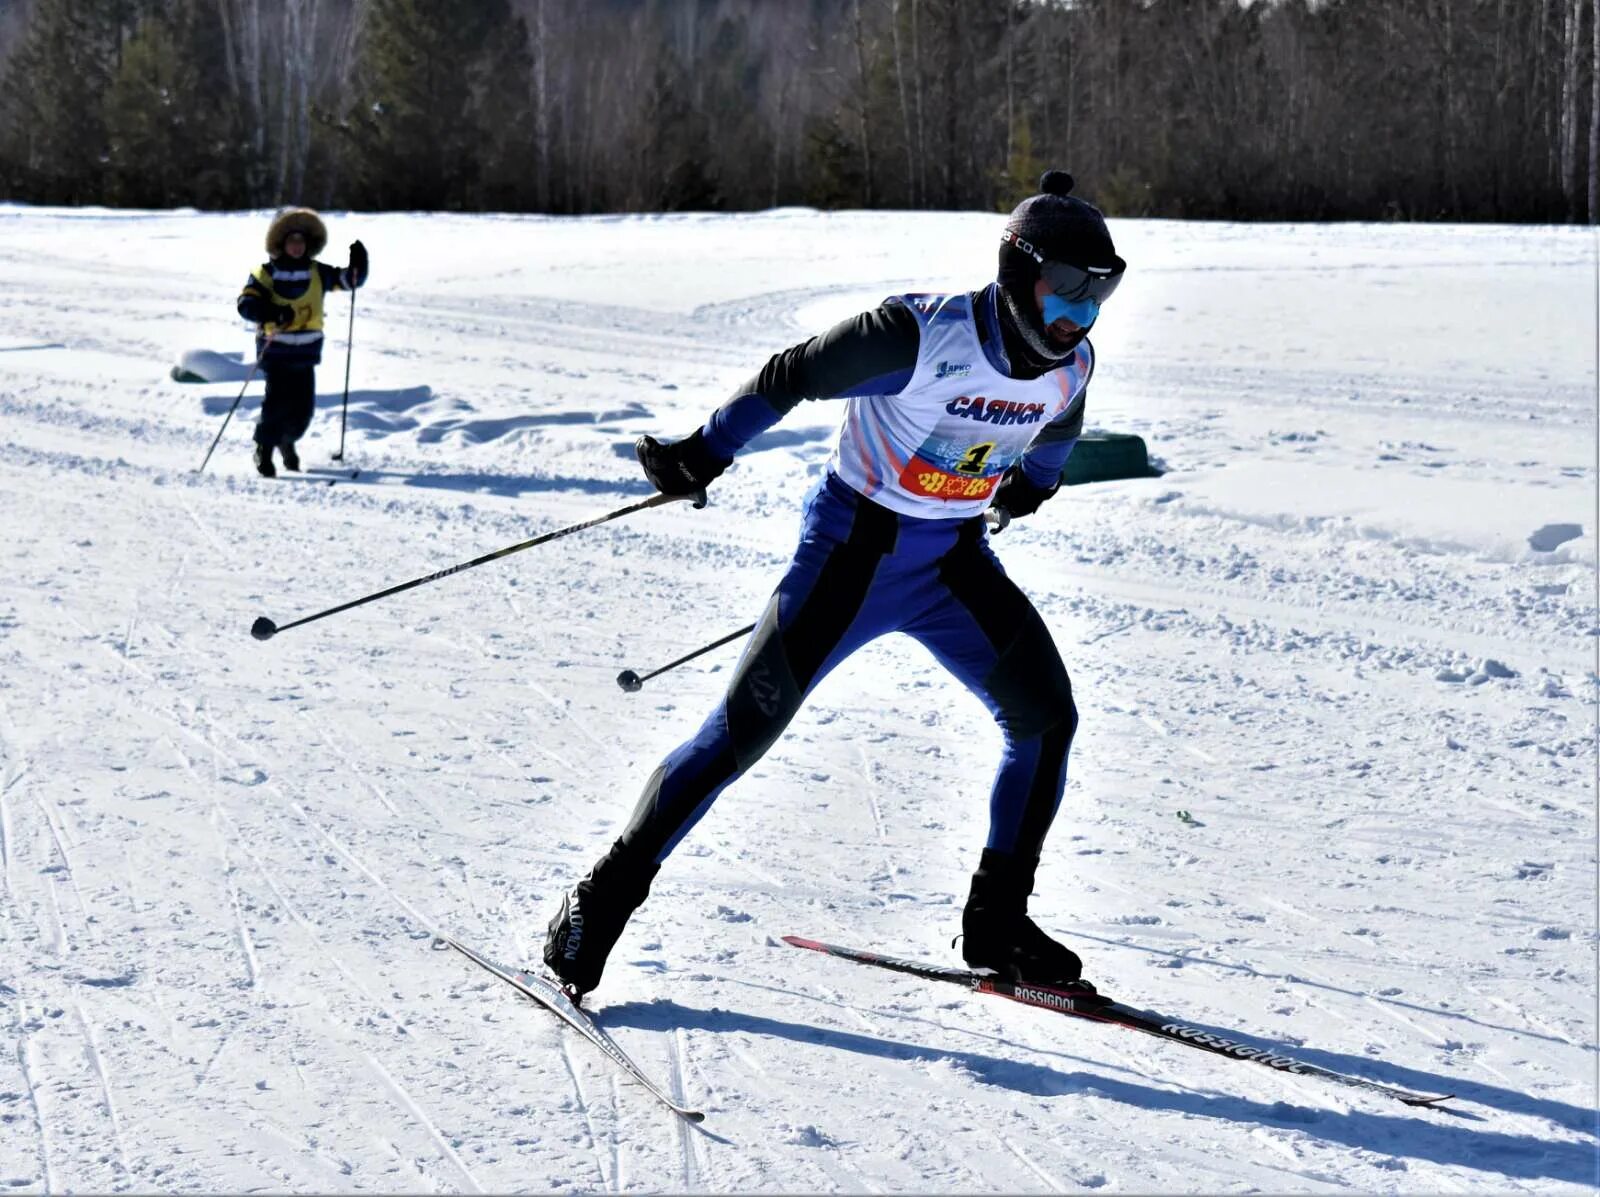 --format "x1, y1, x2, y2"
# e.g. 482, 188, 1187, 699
332, 288, 355, 462
251, 488, 704, 641
617, 621, 757, 692
197, 332, 274, 474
